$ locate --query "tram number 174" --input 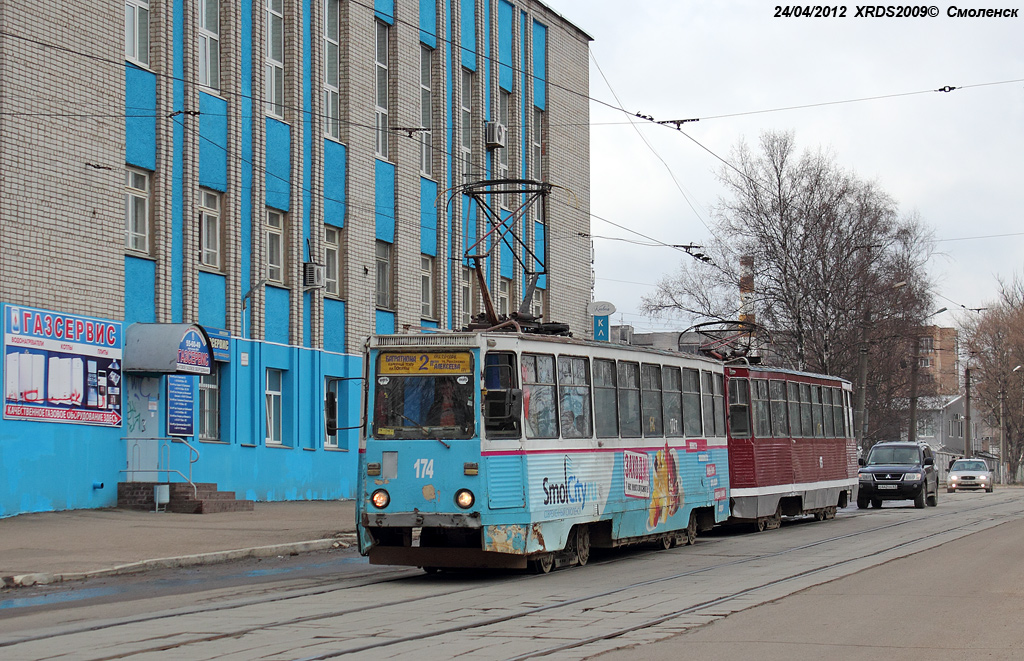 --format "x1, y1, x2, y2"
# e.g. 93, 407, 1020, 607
414, 458, 434, 479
